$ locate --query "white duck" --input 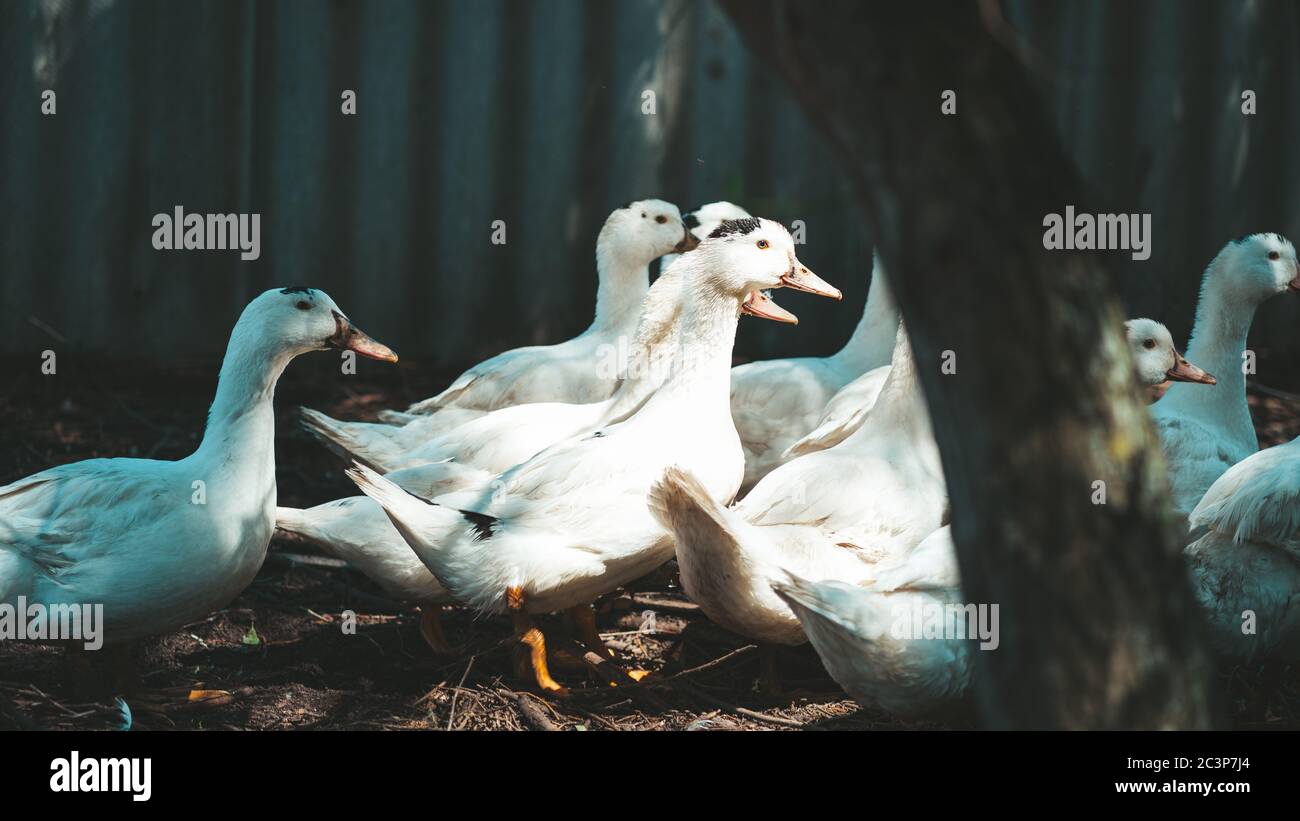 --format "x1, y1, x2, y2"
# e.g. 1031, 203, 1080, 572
1185, 435, 1300, 665
771, 568, 975, 717
648, 466, 878, 649
649, 322, 945, 688
0, 288, 396, 700
1153, 233, 1300, 515
273, 254, 704, 634
348, 218, 840, 693
731, 254, 894, 492
299, 199, 696, 467
734, 321, 947, 558
769, 529, 972, 718
339, 240, 699, 475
